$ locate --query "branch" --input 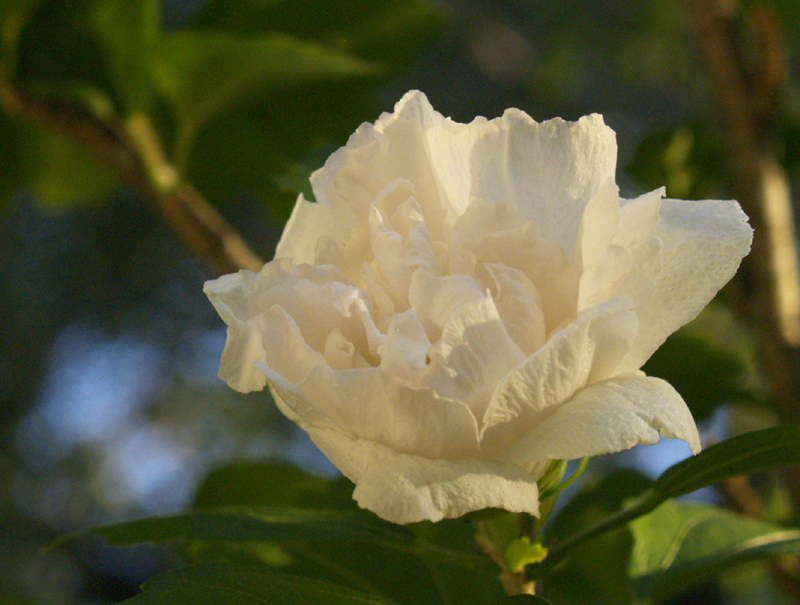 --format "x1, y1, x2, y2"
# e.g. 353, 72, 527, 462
684, 0, 800, 426
0, 79, 264, 277
685, 3, 800, 595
